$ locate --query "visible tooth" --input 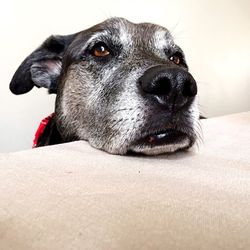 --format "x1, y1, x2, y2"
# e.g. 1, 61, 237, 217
155, 133, 167, 139
147, 133, 167, 144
